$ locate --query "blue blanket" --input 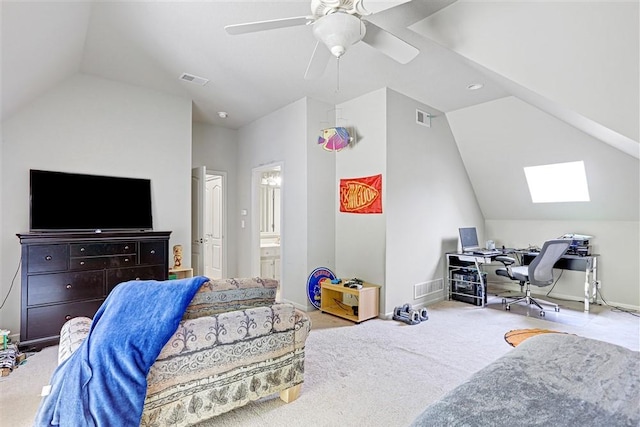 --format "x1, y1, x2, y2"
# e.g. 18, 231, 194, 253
34, 276, 209, 427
